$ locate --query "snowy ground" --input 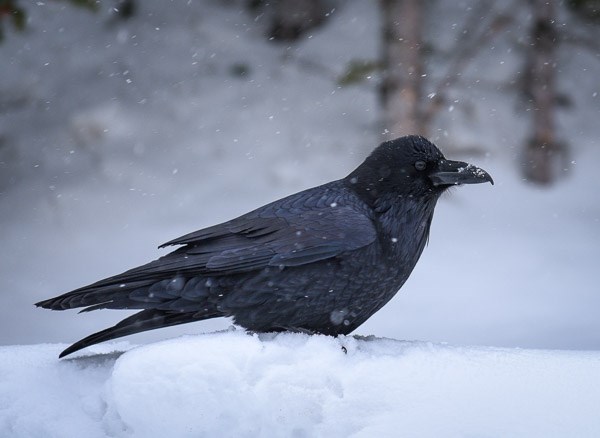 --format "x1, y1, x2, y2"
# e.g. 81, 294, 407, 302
2, 332, 600, 437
